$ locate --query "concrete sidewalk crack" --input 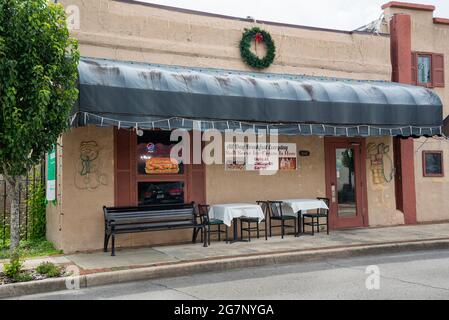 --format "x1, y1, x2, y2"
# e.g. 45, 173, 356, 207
149, 280, 204, 300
